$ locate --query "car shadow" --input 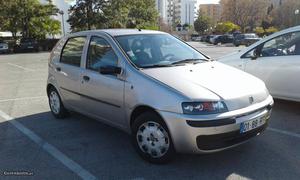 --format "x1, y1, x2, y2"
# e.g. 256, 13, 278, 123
1, 100, 300, 179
